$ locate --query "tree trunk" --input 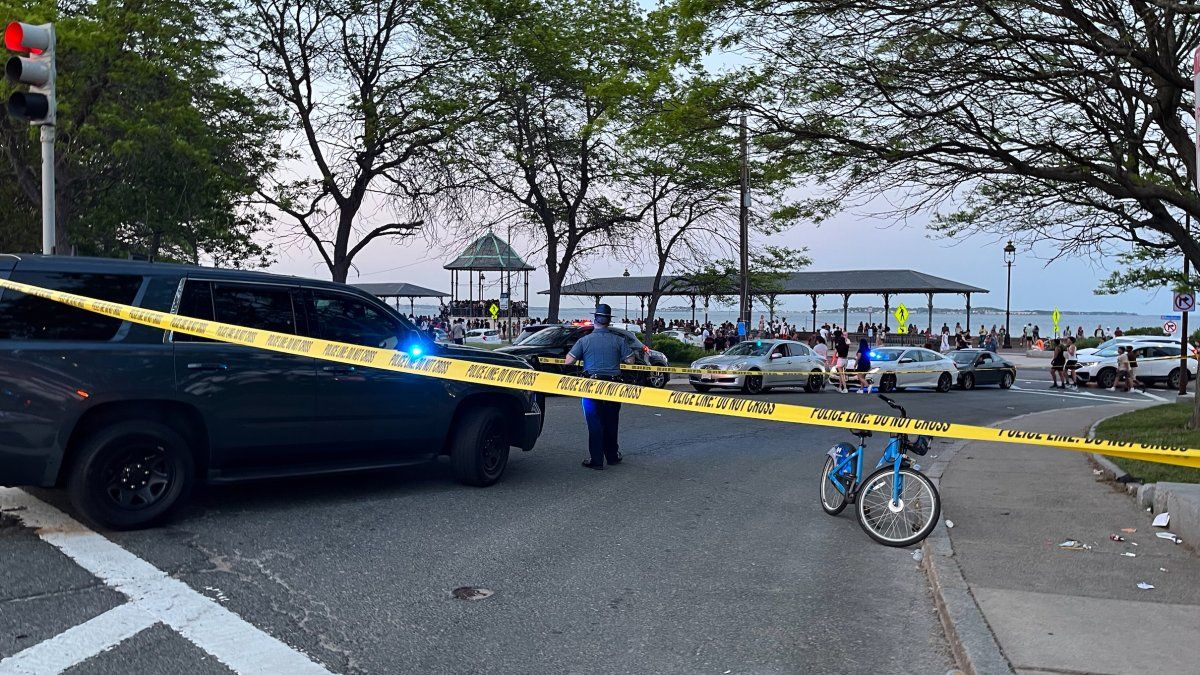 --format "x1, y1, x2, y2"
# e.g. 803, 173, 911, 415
544, 240, 563, 322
